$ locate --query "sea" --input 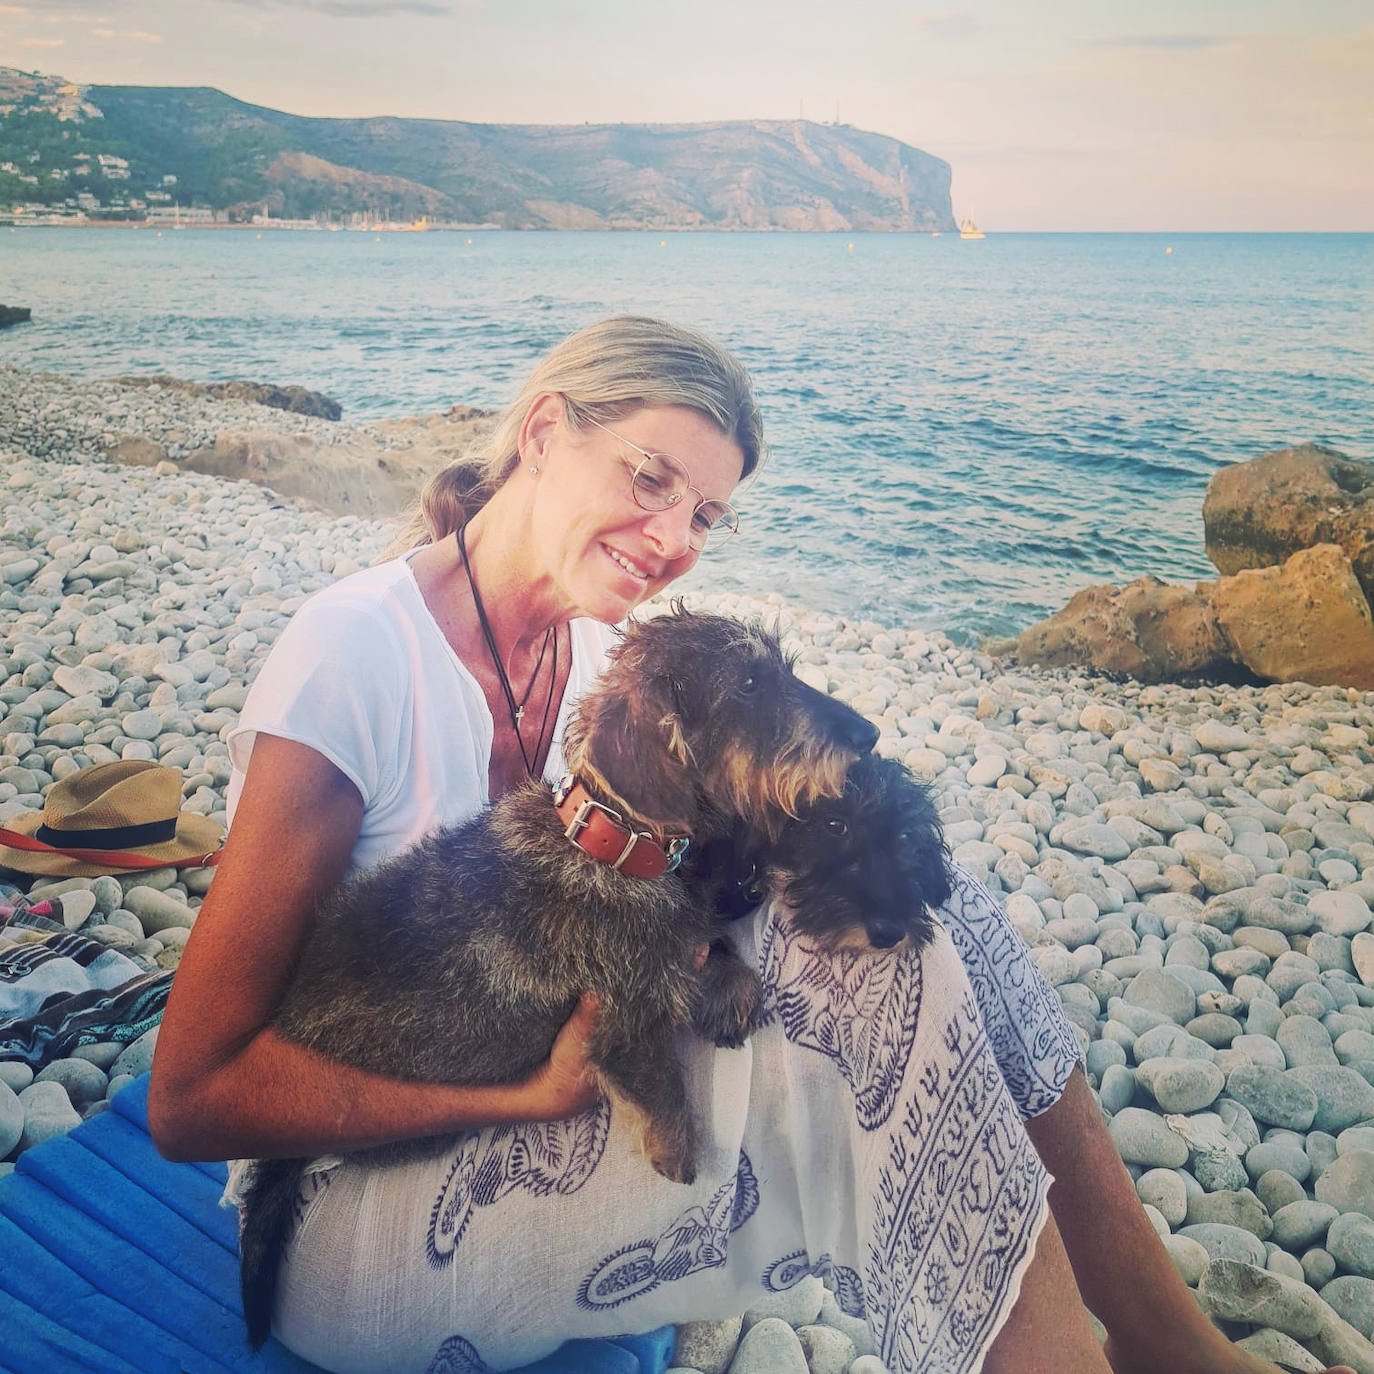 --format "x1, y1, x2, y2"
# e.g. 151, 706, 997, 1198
2, 228, 1371, 642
